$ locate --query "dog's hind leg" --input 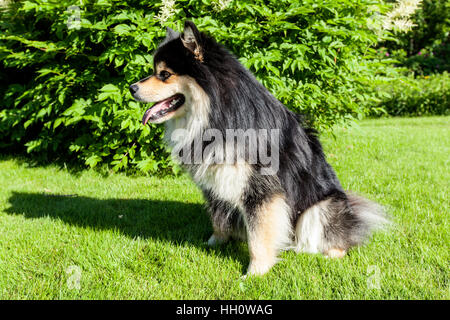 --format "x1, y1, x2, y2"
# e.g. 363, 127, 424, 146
294, 191, 388, 257
244, 194, 293, 276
